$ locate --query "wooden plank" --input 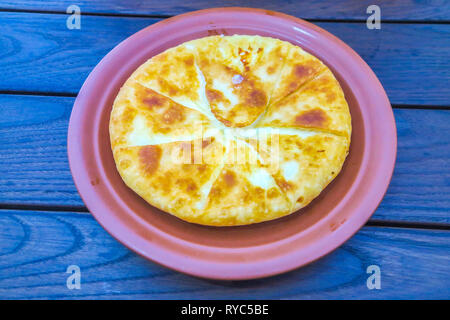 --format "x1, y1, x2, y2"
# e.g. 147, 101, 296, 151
0, 12, 449, 105
0, 94, 449, 223
374, 108, 450, 224
0, 209, 448, 299
1, 0, 449, 21
0, 95, 76, 206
